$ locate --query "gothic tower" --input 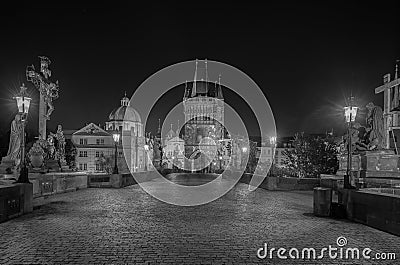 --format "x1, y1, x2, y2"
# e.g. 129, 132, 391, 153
182, 59, 225, 172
